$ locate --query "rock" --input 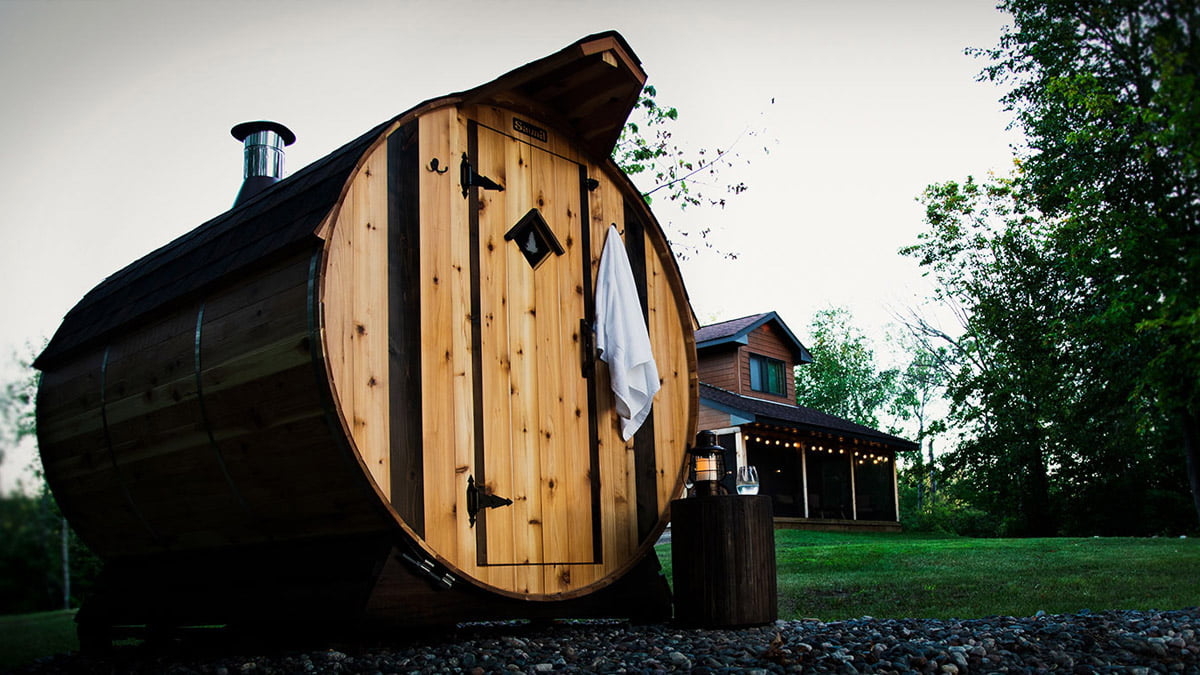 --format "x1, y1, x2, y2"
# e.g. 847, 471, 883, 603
668, 651, 692, 669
